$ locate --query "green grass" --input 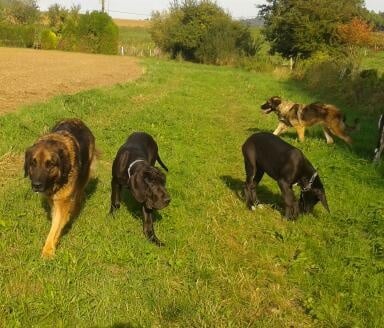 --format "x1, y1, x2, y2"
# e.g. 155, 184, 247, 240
118, 26, 157, 57
0, 58, 384, 327
362, 50, 384, 73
